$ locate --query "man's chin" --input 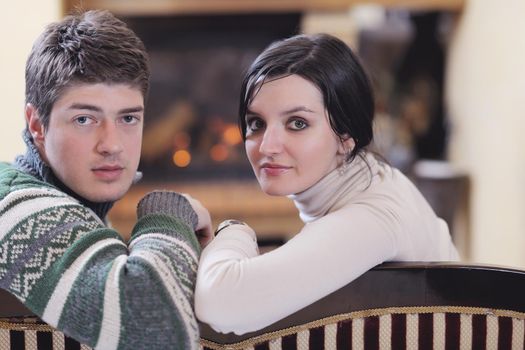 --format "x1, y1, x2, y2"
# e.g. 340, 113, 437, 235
80, 185, 131, 203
